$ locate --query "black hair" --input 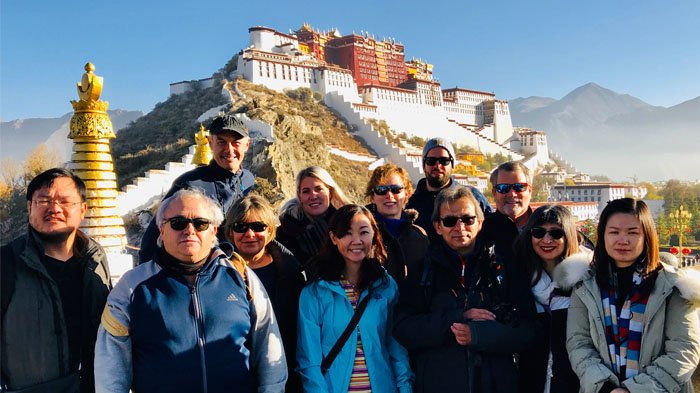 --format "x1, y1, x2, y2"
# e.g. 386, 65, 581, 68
308, 204, 387, 292
514, 204, 579, 286
593, 198, 660, 290
26, 168, 87, 202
